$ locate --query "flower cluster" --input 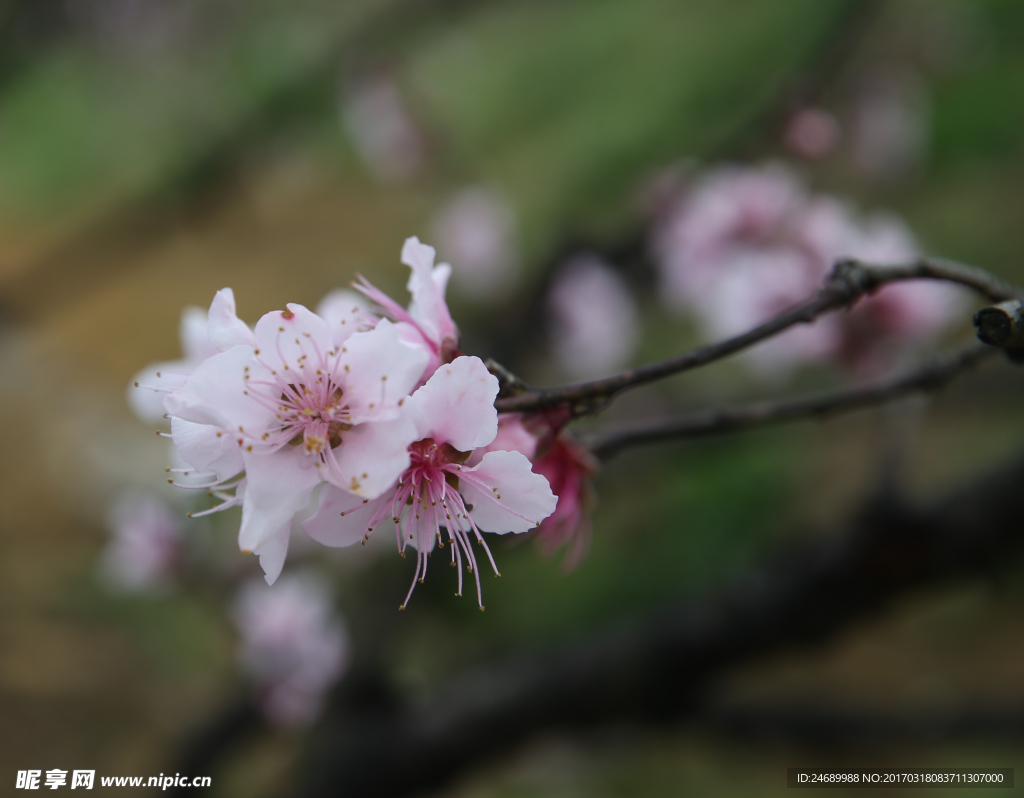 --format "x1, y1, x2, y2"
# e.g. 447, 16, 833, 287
652, 164, 963, 376
132, 237, 557, 608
